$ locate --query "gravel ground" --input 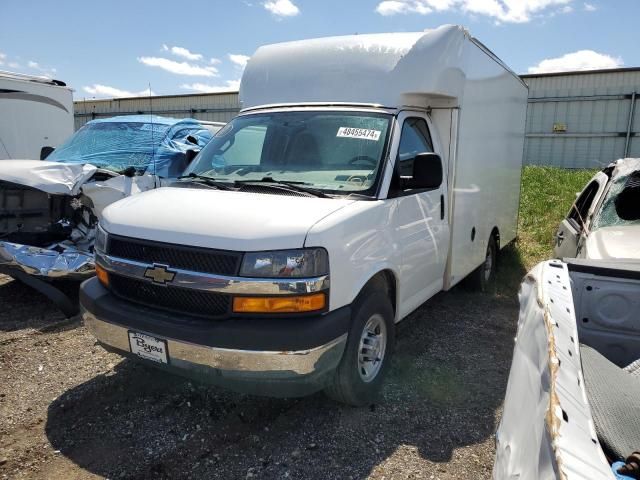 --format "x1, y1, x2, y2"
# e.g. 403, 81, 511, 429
0, 269, 520, 480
